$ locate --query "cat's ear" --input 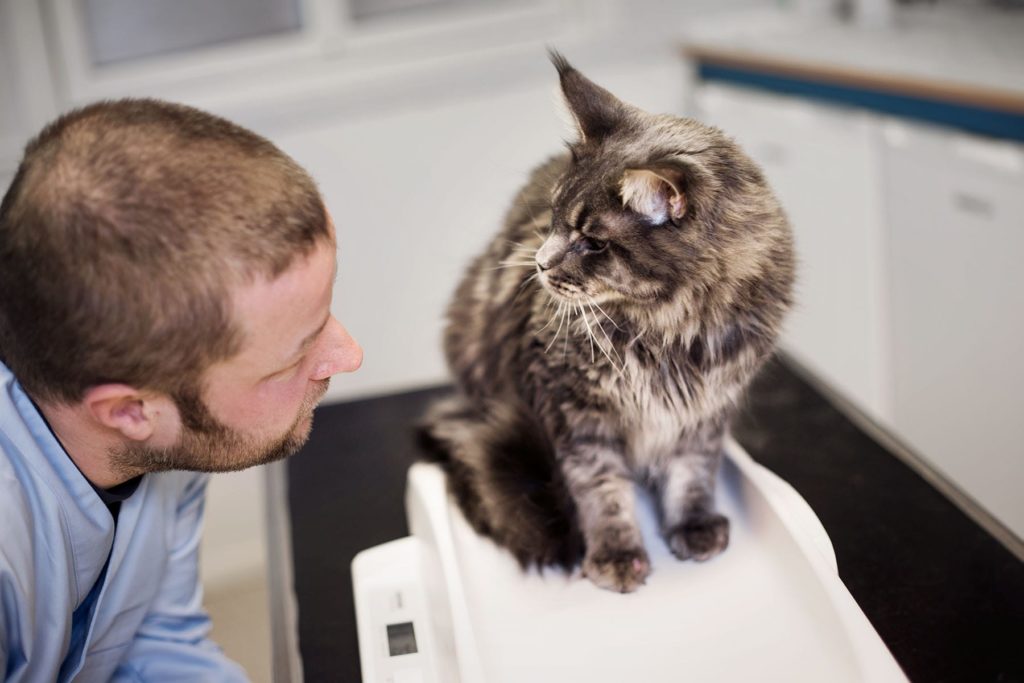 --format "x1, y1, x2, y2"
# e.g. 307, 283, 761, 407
620, 165, 688, 226
550, 50, 627, 142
